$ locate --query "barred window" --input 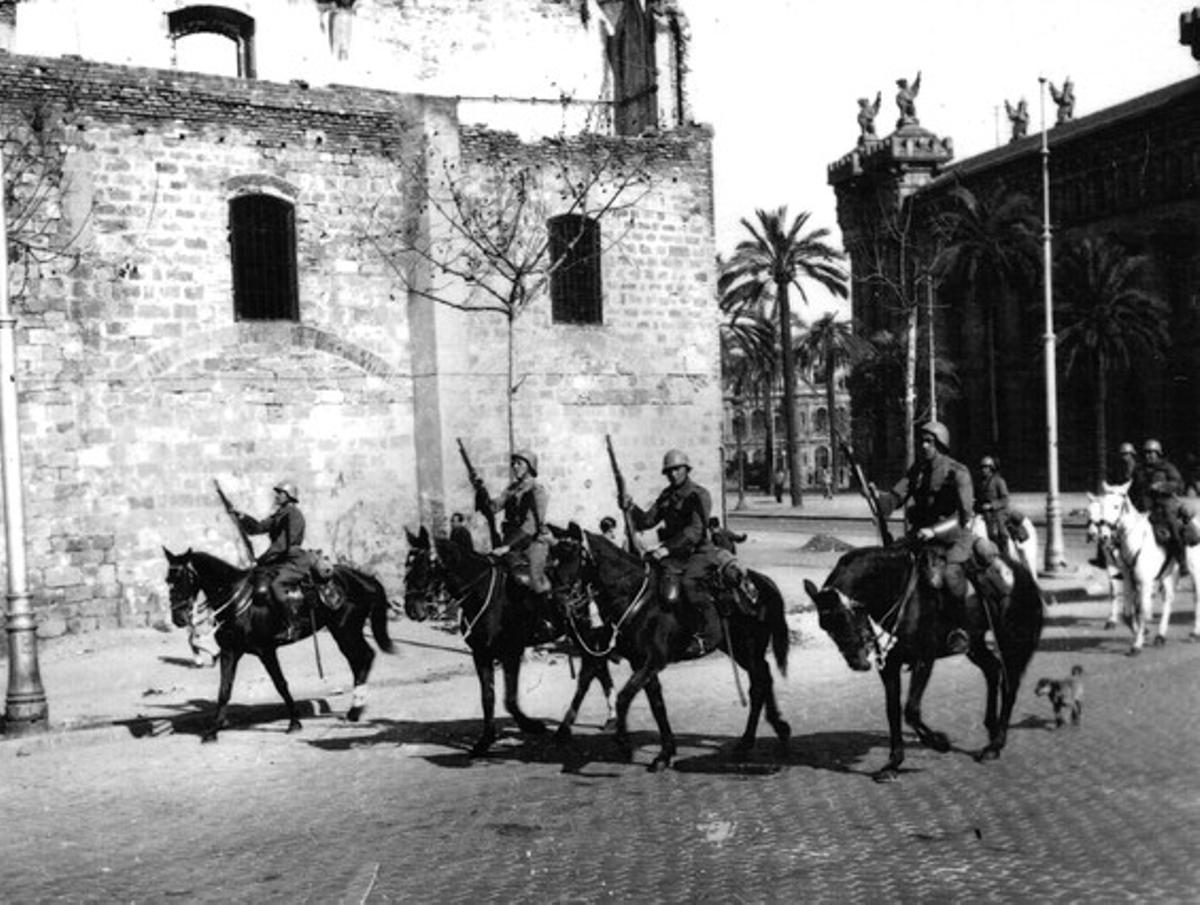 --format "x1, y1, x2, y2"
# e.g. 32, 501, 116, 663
230, 194, 298, 321
548, 214, 602, 325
